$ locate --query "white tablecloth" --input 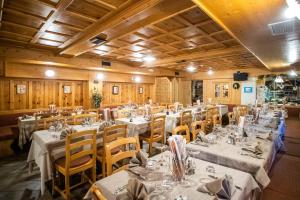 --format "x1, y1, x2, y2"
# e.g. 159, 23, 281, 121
18, 117, 36, 148
115, 117, 150, 137
186, 126, 283, 188
84, 151, 260, 200
27, 123, 101, 194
